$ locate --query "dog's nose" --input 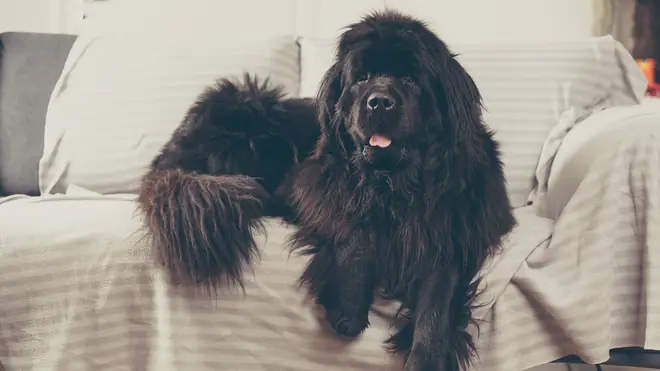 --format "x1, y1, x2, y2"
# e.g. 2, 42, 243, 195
366, 92, 395, 111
